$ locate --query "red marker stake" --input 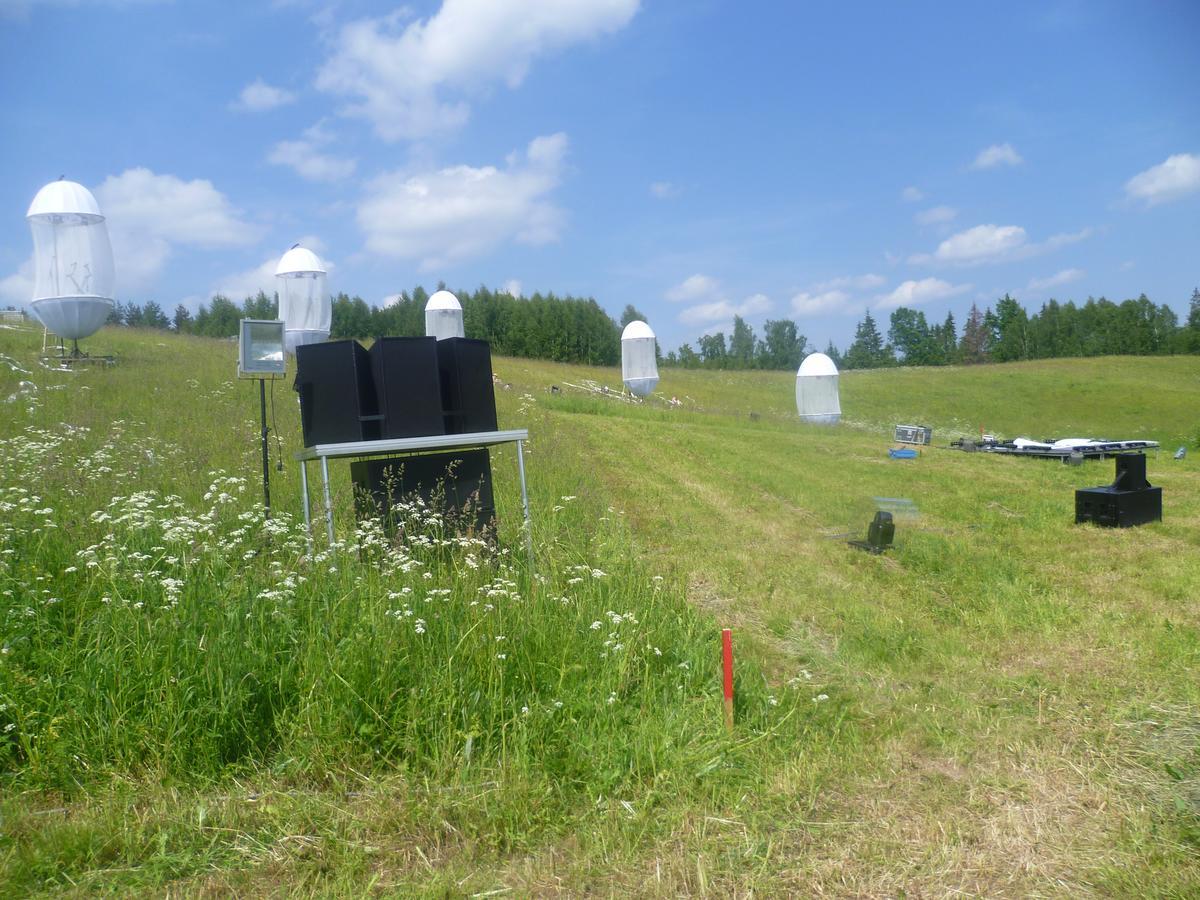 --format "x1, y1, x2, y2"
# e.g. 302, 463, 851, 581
722, 628, 734, 734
